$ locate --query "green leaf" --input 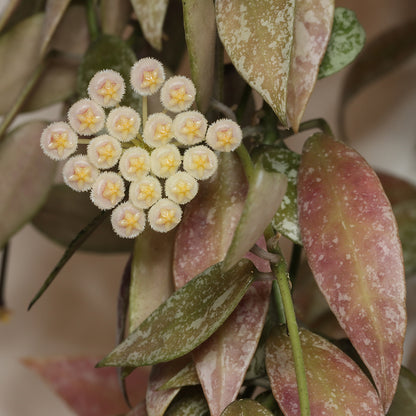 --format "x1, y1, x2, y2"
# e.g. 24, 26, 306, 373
223, 164, 287, 271
216, 0, 295, 125
0, 121, 56, 249
298, 133, 406, 411
130, 0, 169, 51
318, 7, 366, 79
161, 362, 200, 390
221, 399, 274, 416
100, 0, 132, 36
182, 0, 216, 112
31, 185, 133, 253
388, 367, 416, 415
77, 34, 141, 110
266, 327, 384, 415
97, 259, 256, 367
256, 146, 301, 245
165, 387, 209, 416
